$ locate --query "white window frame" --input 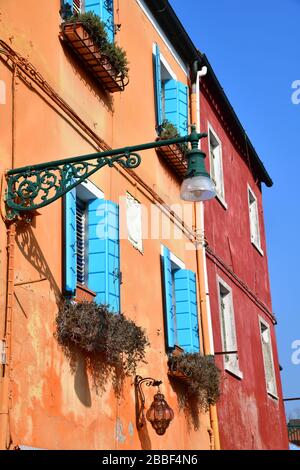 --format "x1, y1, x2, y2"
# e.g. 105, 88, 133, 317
152, 44, 177, 81
247, 184, 263, 256
258, 316, 278, 400
217, 276, 243, 379
75, 180, 104, 285
126, 192, 143, 253
160, 245, 185, 269
208, 123, 227, 209
139, 1, 188, 75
